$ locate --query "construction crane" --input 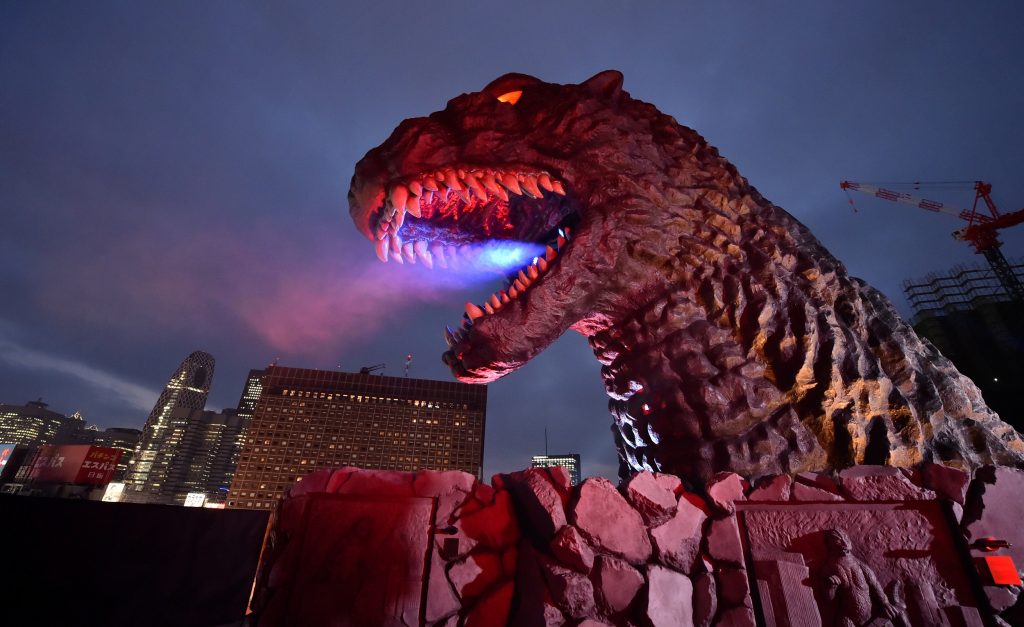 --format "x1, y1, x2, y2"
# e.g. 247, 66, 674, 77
840, 180, 1024, 302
